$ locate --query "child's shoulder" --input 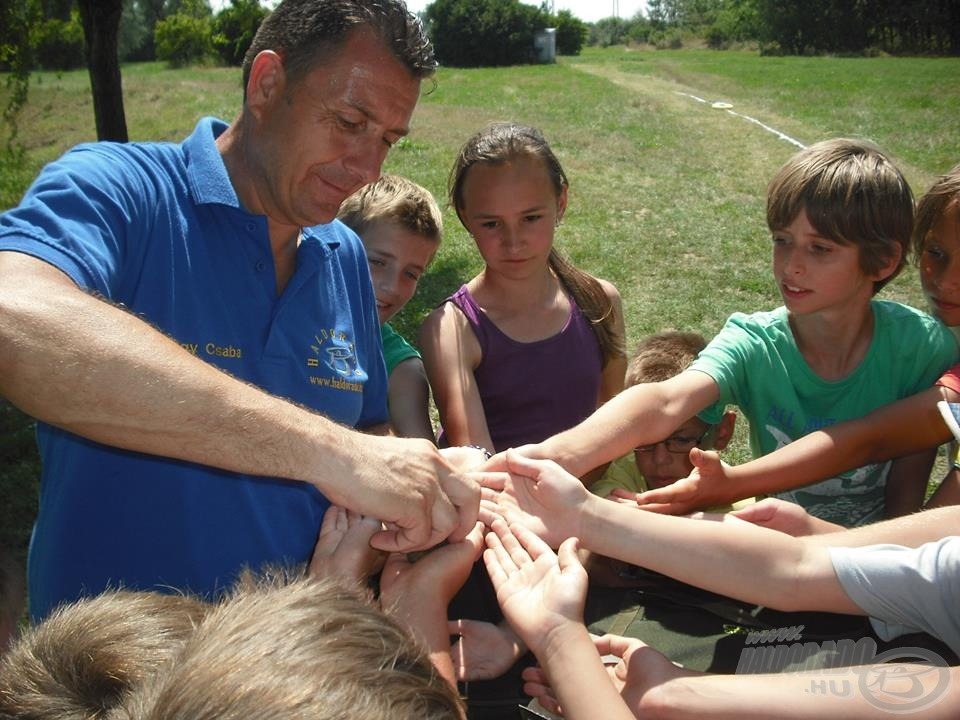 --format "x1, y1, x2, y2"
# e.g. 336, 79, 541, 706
871, 298, 945, 328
